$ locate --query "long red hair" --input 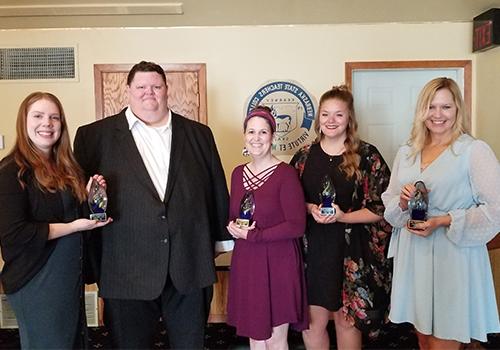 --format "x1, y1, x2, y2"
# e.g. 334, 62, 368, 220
9, 92, 87, 202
